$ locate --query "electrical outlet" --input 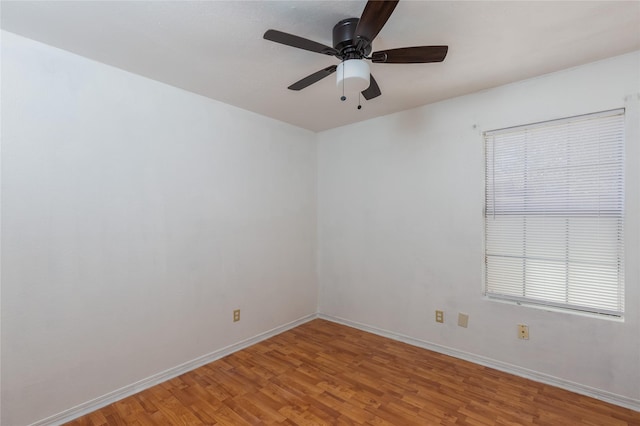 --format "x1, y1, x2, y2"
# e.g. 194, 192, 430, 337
458, 313, 469, 328
518, 324, 529, 340
233, 309, 240, 322
435, 310, 444, 323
